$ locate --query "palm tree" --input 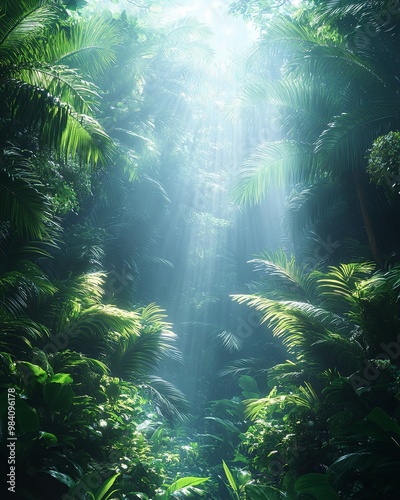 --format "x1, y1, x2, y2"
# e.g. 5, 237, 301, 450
230, 250, 400, 495
231, 4, 400, 265
0, 0, 118, 165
